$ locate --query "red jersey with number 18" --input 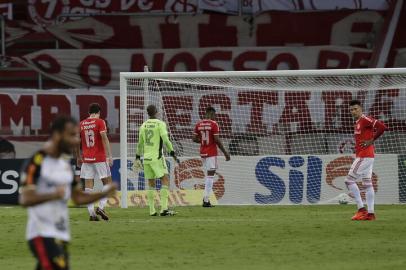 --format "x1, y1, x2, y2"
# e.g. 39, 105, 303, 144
194, 119, 219, 157
80, 117, 107, 163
